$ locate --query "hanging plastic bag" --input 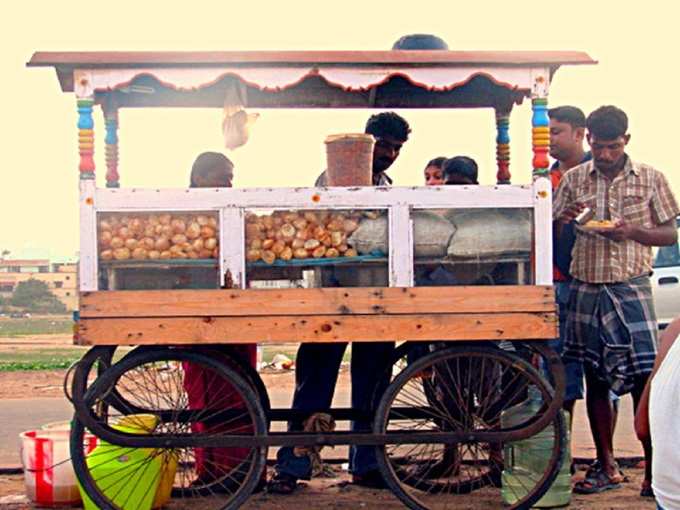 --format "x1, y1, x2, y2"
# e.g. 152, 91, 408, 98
222, 82, 259, 150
